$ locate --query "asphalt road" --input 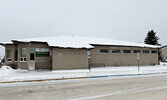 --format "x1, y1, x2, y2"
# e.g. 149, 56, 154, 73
1, 75, 167, 100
